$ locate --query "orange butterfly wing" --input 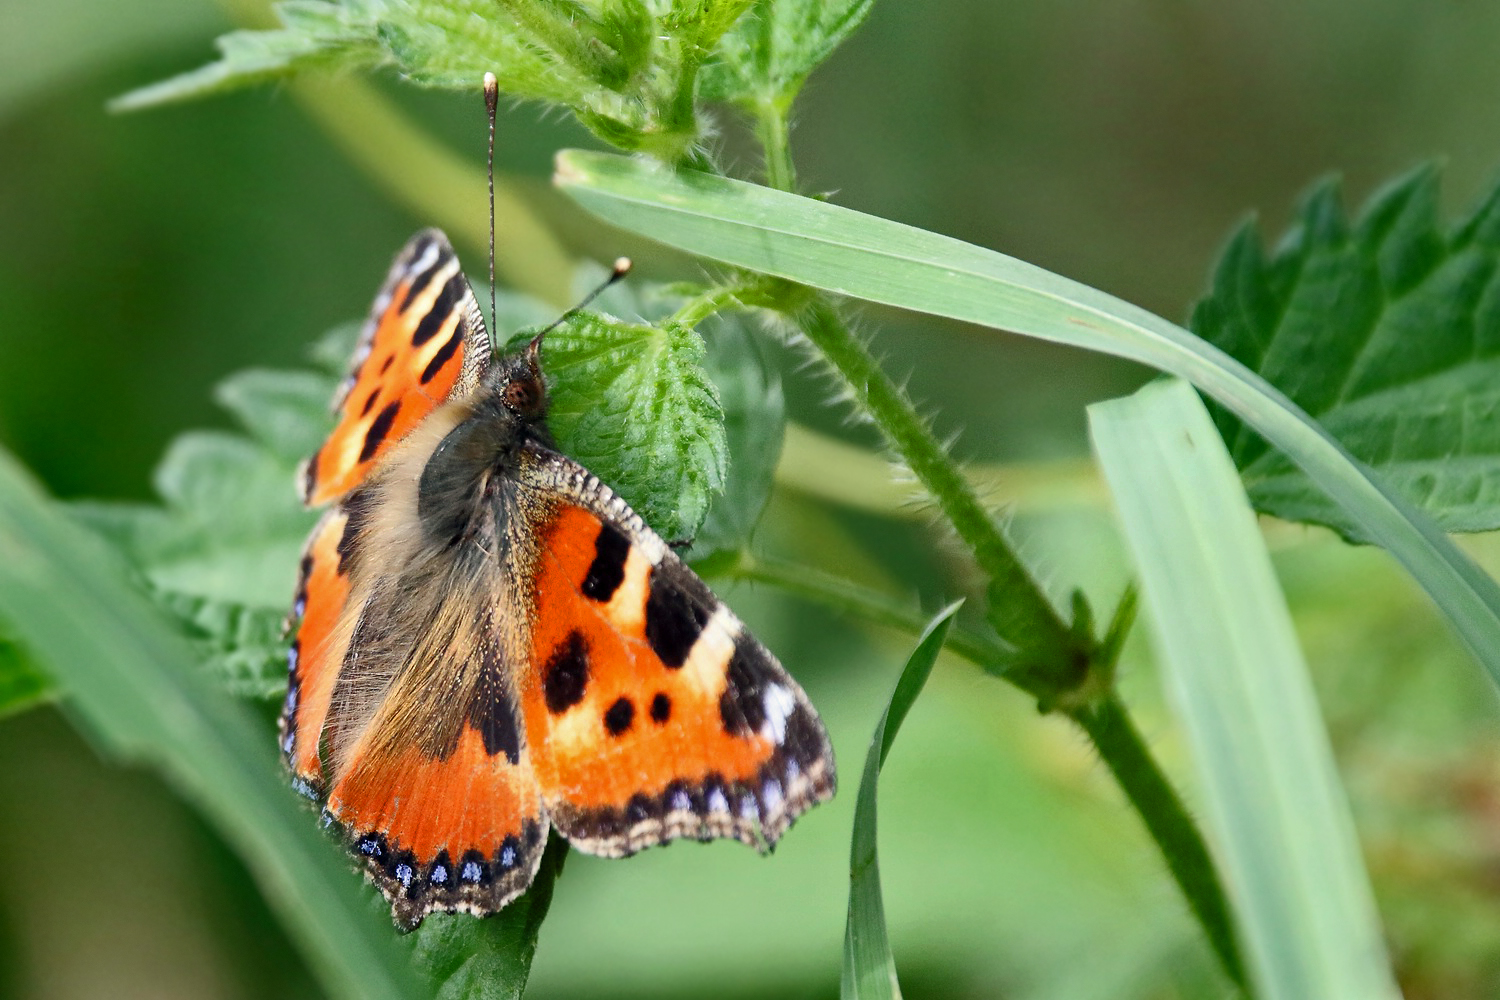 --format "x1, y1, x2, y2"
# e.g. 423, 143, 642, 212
513, 452, 835, 856
301, 229, 490, 506
322, 641, 549, 930
281, 508, 351, 795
